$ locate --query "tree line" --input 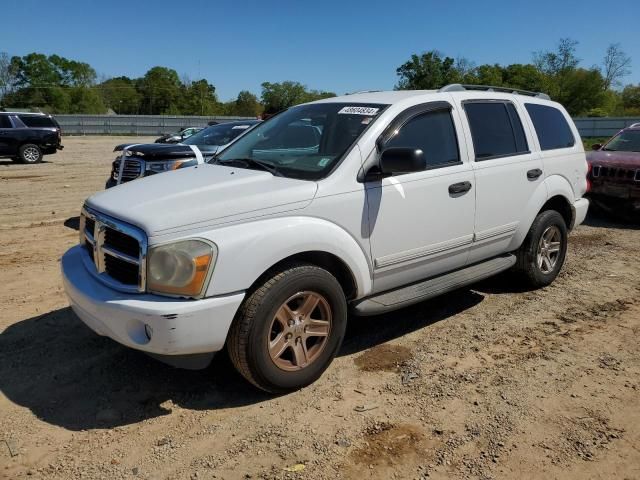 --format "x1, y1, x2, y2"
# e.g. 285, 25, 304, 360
396, 39, 639, 116
1, 39, 639, 117
0, 53, 335, 117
